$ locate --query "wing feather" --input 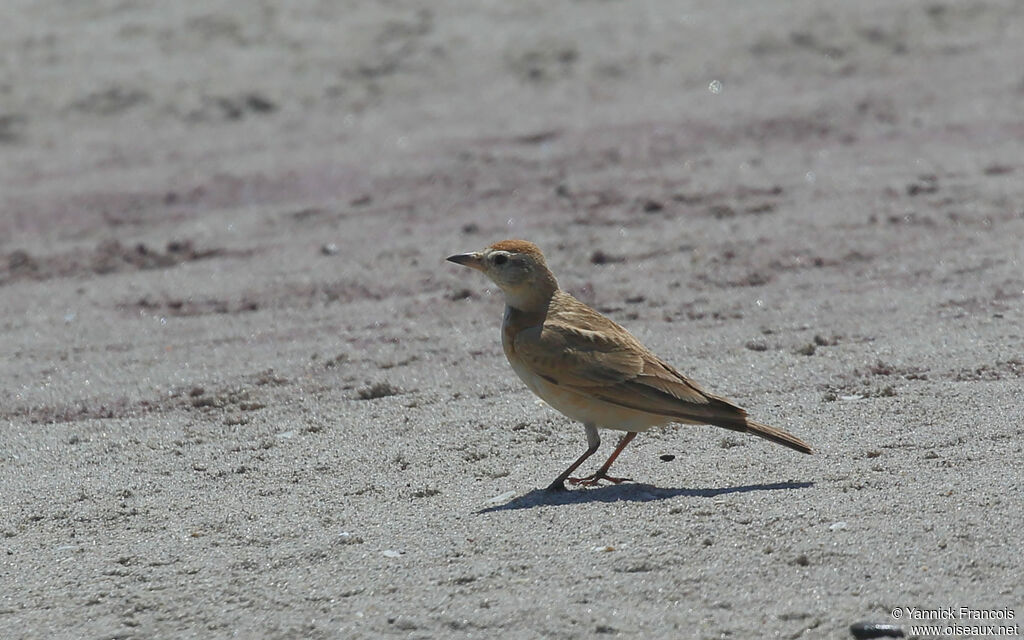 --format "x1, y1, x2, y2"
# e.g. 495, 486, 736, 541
511, 292, 746, 424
